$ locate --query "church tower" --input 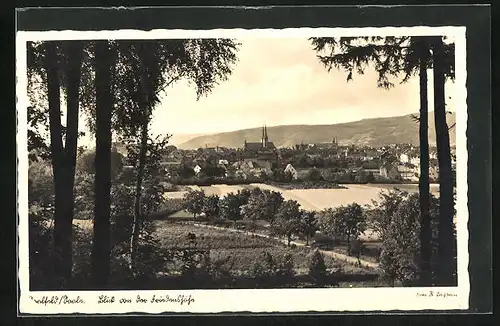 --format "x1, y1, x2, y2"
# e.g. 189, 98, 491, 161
262, 124, 269, 148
